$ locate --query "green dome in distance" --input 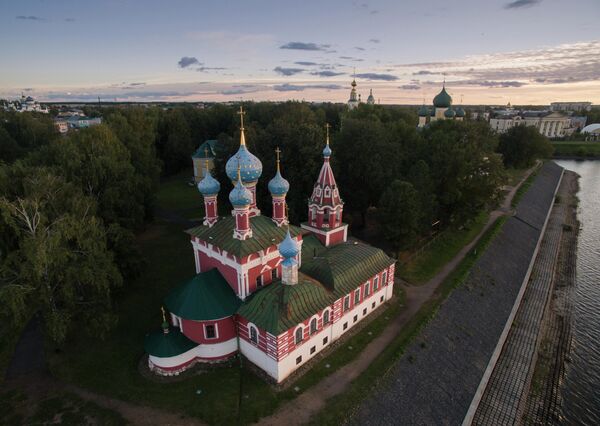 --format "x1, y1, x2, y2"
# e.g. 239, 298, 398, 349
444, 107, 456, 118
433, 86, 452, 108
418, 105, 429, 117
